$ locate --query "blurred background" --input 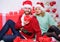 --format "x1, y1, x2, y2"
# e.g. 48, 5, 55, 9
0, 0, 60, 27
